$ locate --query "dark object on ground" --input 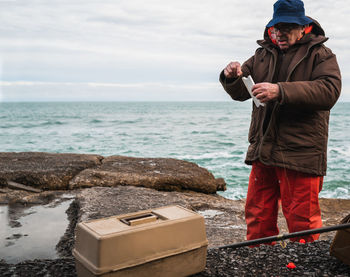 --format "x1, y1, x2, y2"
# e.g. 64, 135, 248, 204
217, 222, 350, 250
7, 181, 42, 193
1, 240, 349, 276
